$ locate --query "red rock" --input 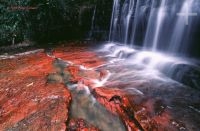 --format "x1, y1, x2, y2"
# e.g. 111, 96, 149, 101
136, 98, 175, 131
68, 118, 100, 131
92, 87, 179, 131
67, 65, 81, 83
0, 51, 71, 131
92, 87, 142, 131
53, 45, 105, 69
